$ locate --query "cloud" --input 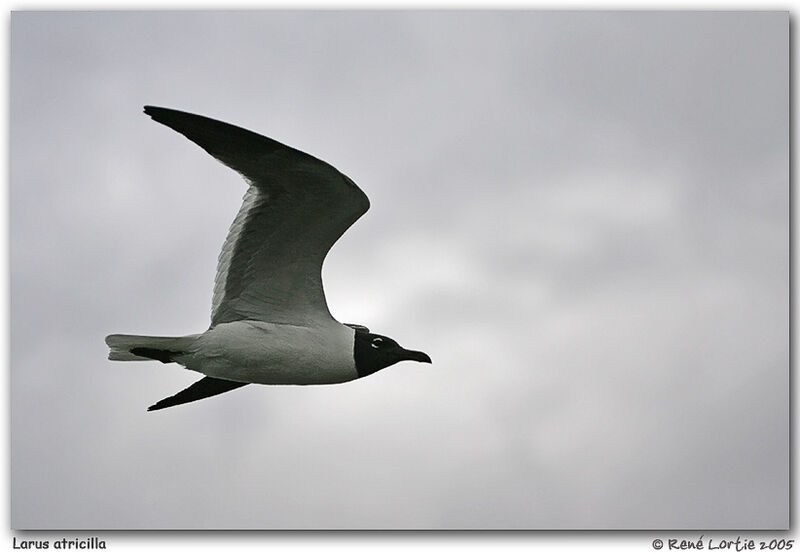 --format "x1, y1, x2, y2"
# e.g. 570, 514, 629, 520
10, 11, 787, 529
